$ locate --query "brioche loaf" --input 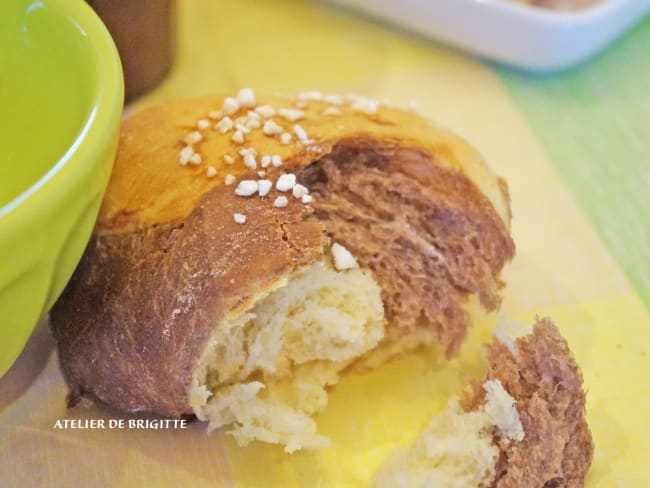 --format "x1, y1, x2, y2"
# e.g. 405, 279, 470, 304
51, 90, 515, 452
